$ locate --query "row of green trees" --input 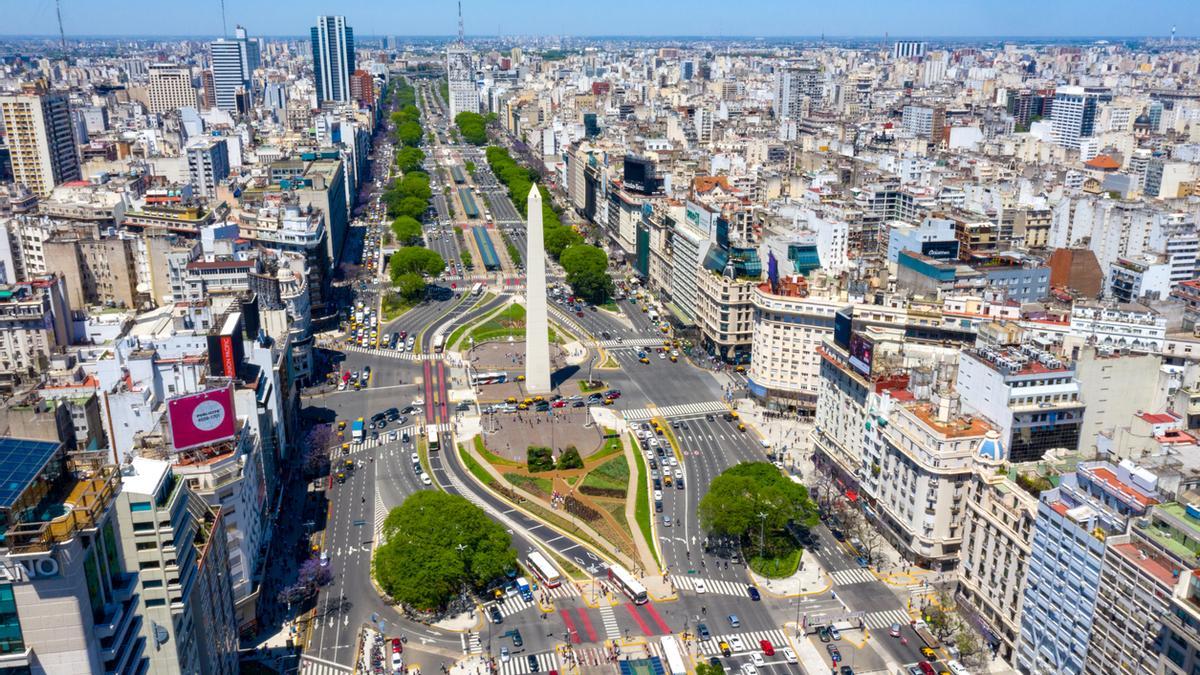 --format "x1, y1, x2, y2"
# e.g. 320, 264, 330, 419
454, 111, 490, 145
